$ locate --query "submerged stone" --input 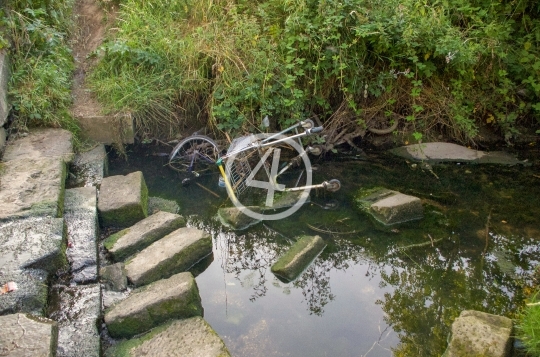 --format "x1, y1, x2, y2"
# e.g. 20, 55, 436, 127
125, 227, 212, 287
217, 206, 261, 230
0, 269, 49, 315
104, 272, 203, 339
67, 144, 108, 188
104, 211, 186, 262
49, 284, 101, 357
355, 187, 423, 225
98, 171, 148, 227
443, 310, 513, 357
0, 313, 58, 357
390, 142, 525, 165
105, 317, 231, 357
2, 128, 74, 163
64, 186, 98, 283
148, 196, 180, 214
271, 235, 326, 282
0, 157, 66, 220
